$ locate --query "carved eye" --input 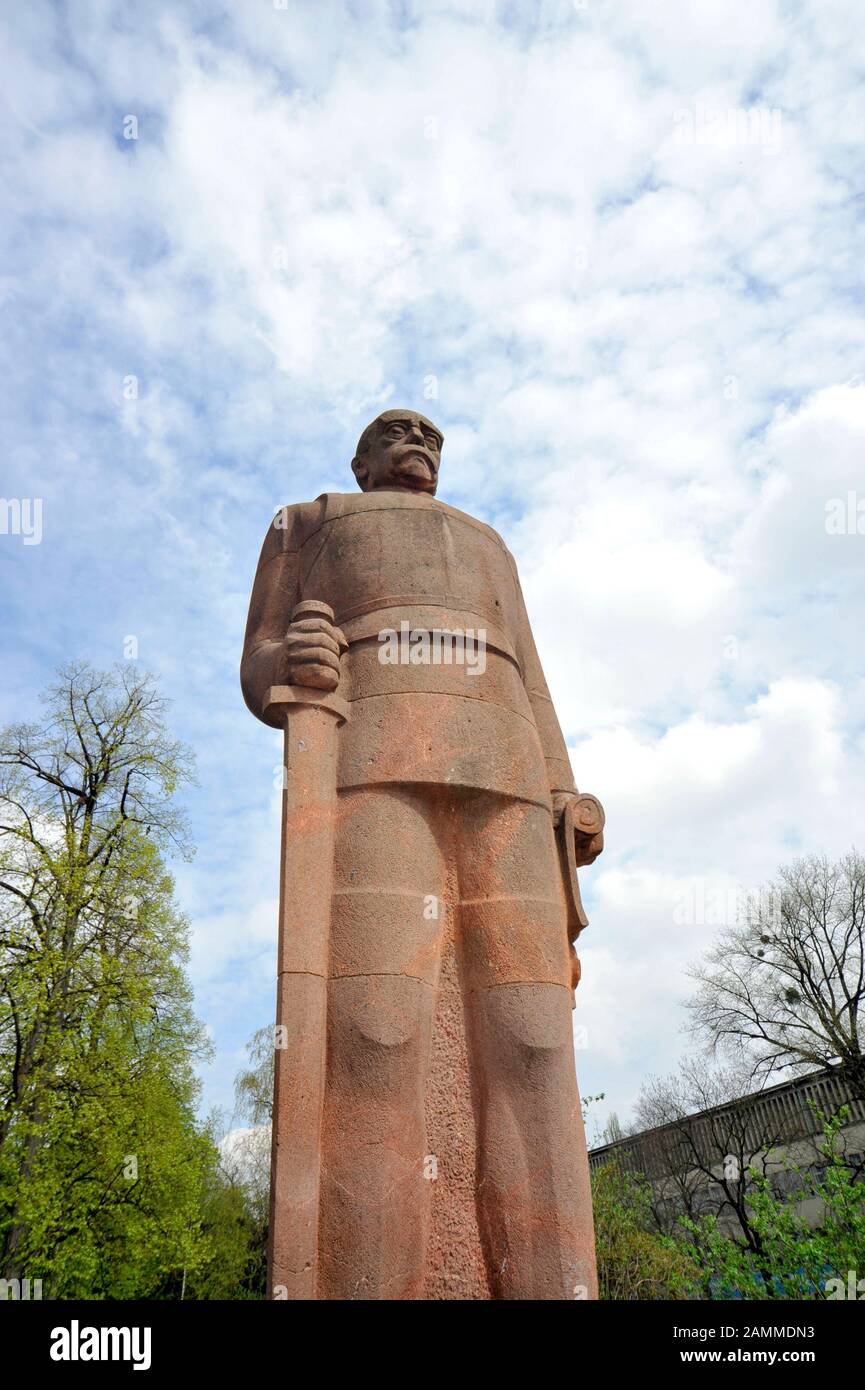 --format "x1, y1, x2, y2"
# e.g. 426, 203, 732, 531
386, 424, 407, 438
423, 434, 439, 452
